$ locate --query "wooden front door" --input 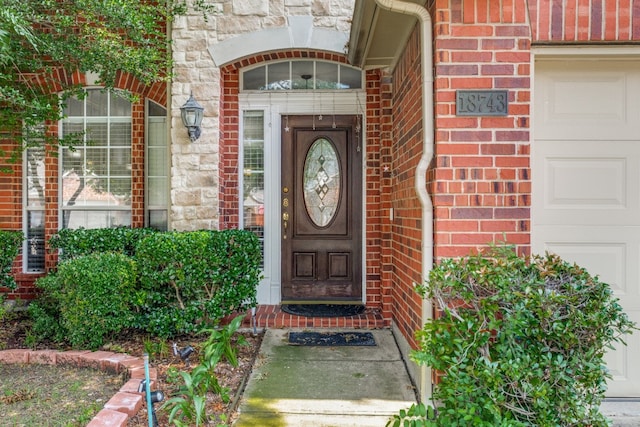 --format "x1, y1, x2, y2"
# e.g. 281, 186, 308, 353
281, 115, 362, 303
